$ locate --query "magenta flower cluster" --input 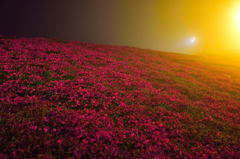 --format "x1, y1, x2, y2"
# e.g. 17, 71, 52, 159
0, 37, 239, 158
